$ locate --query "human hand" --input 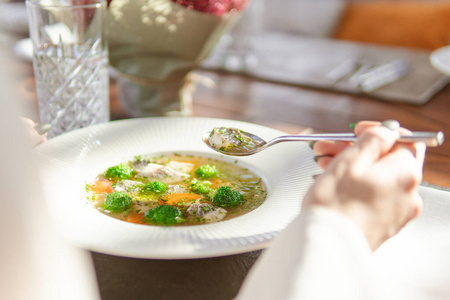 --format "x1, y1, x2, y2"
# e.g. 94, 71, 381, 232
304, 121, 426, 250
312, 121, 421, 169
